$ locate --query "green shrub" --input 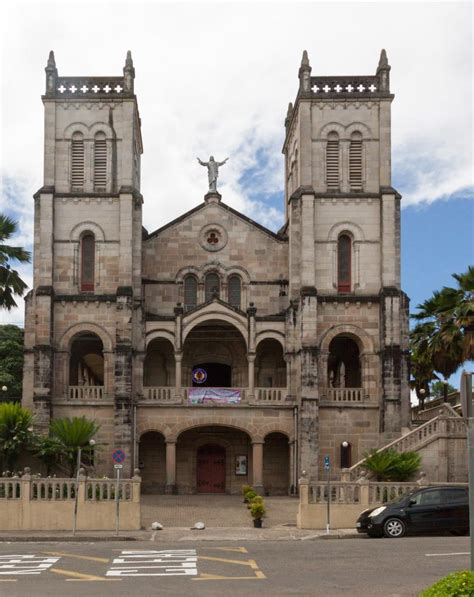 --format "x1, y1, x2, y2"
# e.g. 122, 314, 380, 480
419, 570, 474, 596
244, 489, 257, 502
362, 449, 421, 481
249, 499, 266, 520
241, 484, 252, 495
